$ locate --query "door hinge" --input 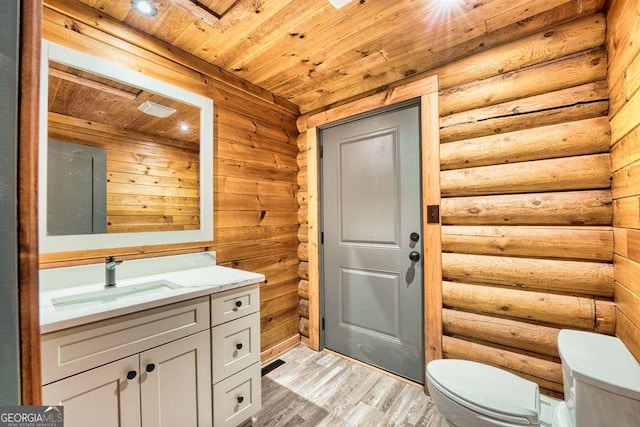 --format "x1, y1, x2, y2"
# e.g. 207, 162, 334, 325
321, 231, 324, 244
322, 317, 325, 330
319, 145, 323, 158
